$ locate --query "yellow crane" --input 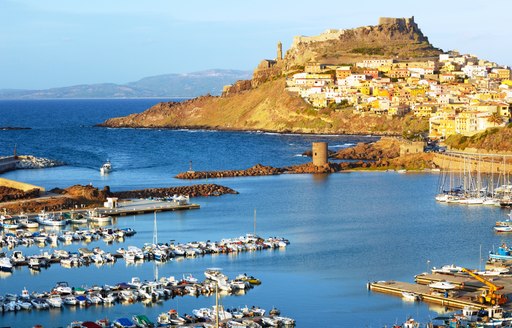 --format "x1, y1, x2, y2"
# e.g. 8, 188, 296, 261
461, 268, 508, 305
